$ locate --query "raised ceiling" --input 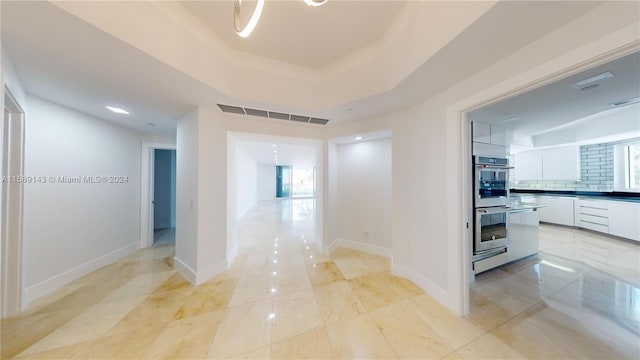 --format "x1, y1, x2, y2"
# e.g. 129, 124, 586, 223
2, 1, 634, 136
179, 0, 407, 69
